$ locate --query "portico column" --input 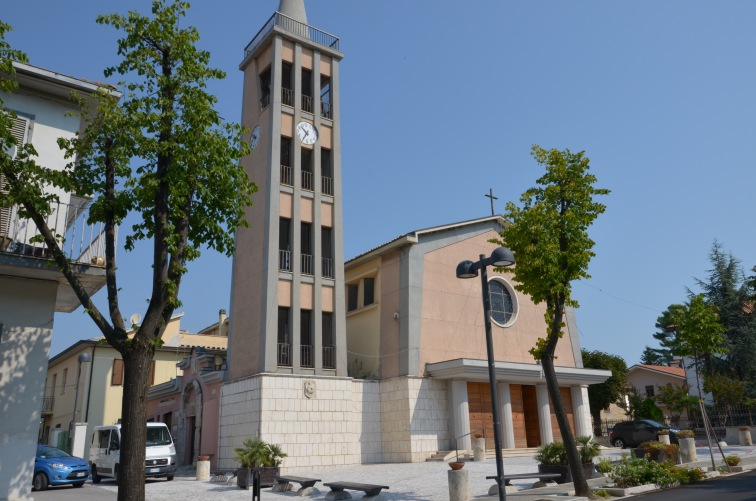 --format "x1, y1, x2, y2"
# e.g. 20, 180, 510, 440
571, 385, 591, 437
450, 380, 471, 450
536, 384, 553, 445
497, 383, 515, 449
